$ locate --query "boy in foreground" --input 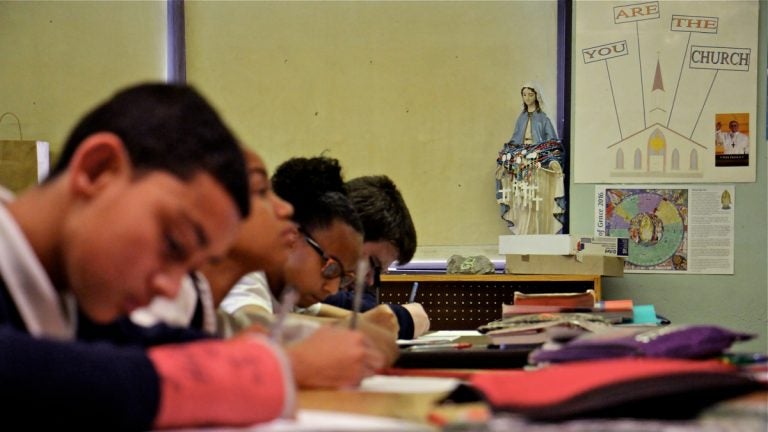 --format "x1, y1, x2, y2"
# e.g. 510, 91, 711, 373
0, 83, 371, 429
